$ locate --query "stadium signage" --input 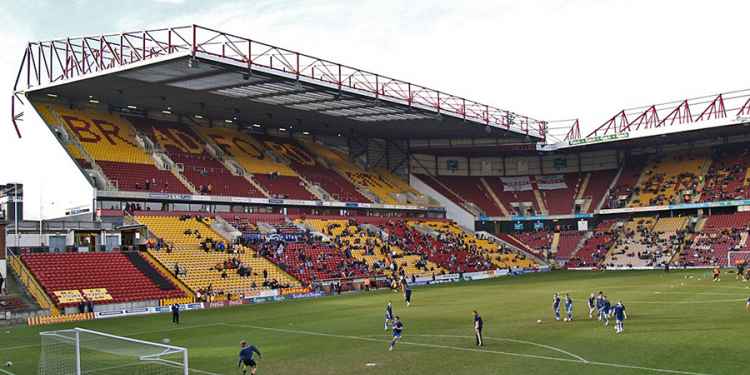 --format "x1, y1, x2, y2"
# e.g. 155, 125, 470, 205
568, 132, 629, 146
93, 303, 204, 319
99, 190, 445, 213
287, 291, 325, 299
599, 199, 750, 215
